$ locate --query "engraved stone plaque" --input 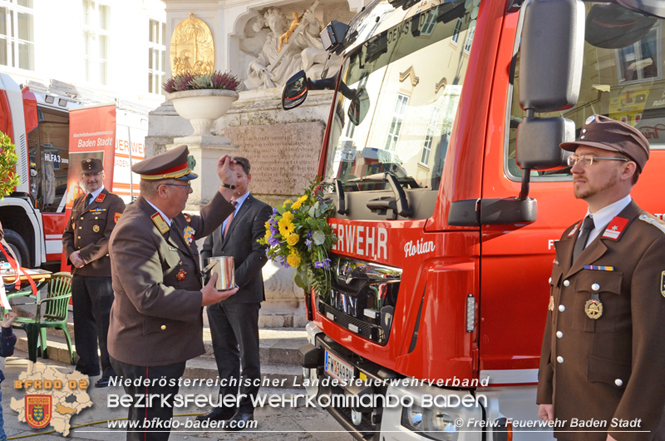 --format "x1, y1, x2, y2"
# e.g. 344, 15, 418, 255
225, 122, 325, 196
